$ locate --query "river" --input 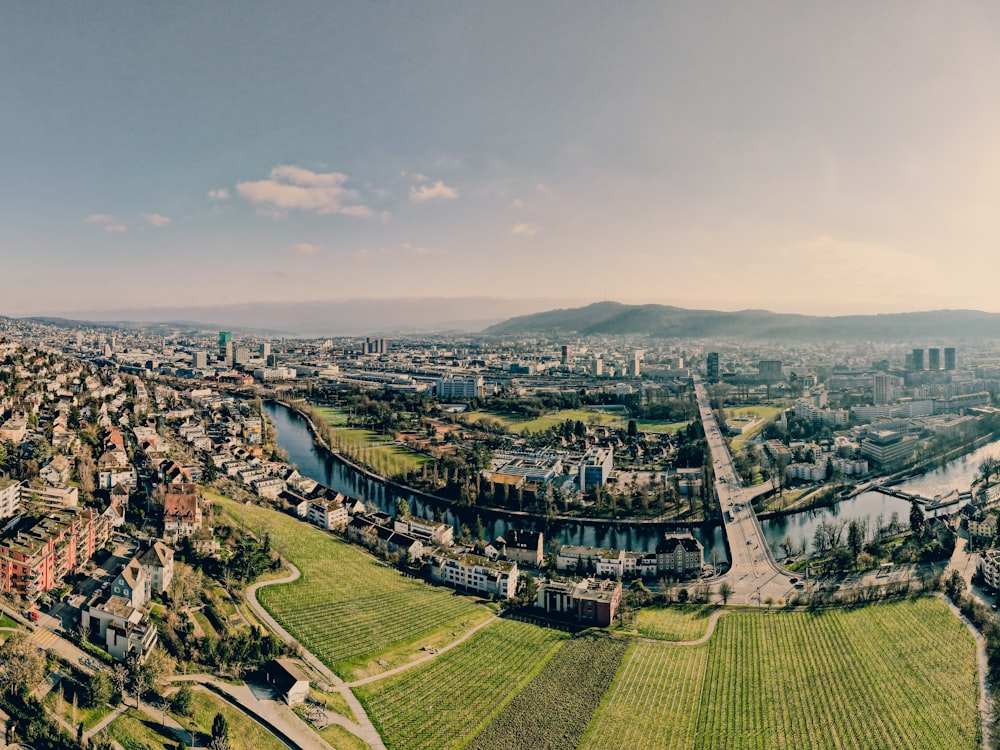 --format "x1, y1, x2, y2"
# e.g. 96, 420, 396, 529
263, 401, 1000, 567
